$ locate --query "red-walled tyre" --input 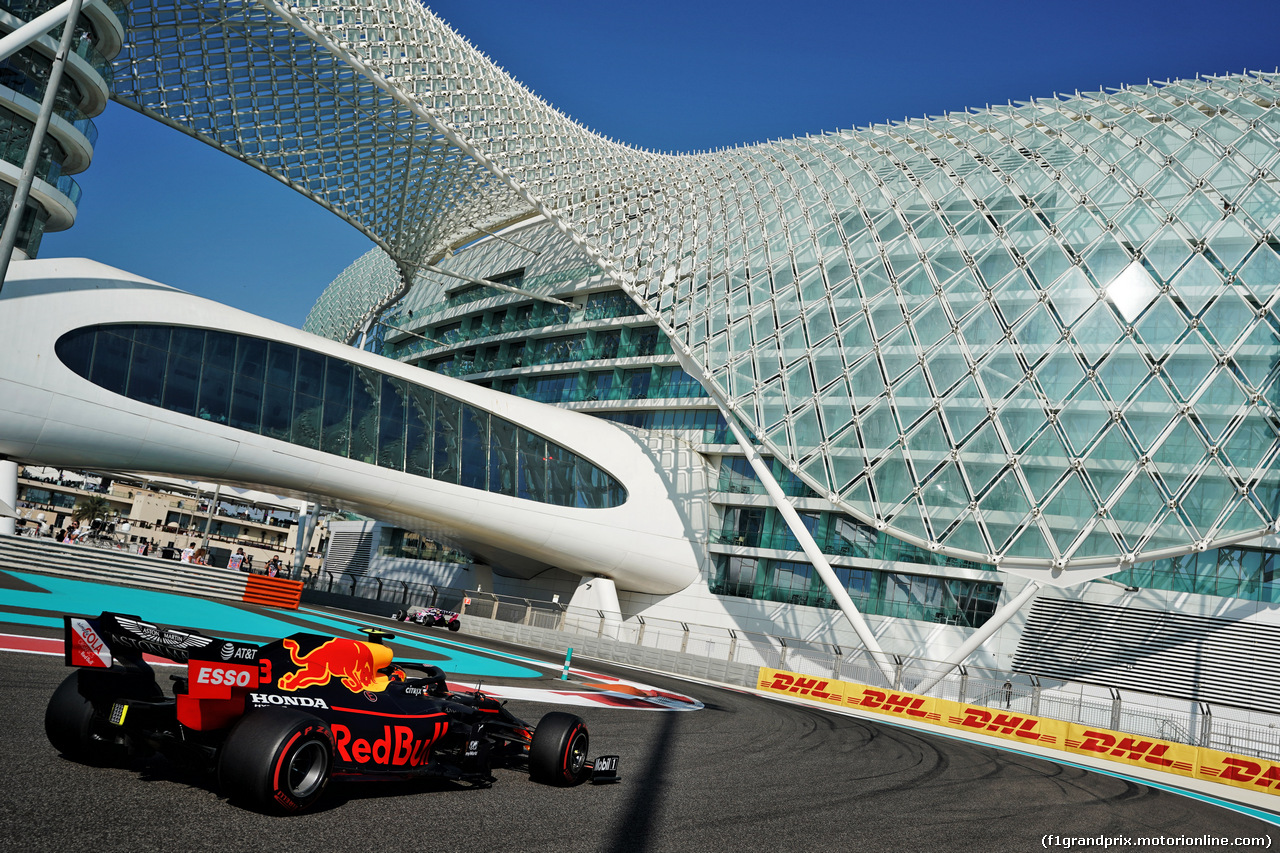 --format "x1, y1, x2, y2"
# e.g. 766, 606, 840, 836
218, 708, 332, 813
529, 712, 589, 786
